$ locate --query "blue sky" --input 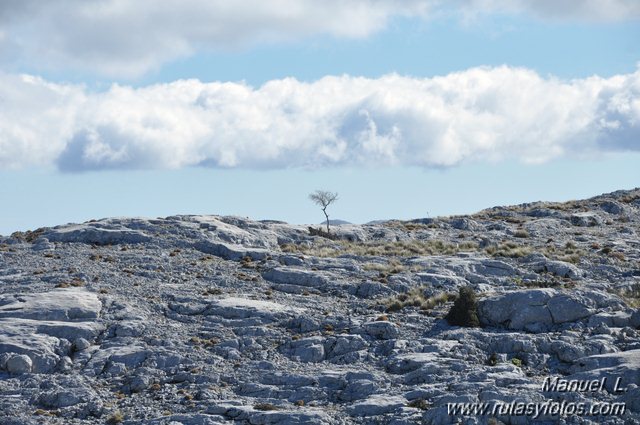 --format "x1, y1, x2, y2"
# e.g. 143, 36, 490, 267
0, 1, 639, 234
